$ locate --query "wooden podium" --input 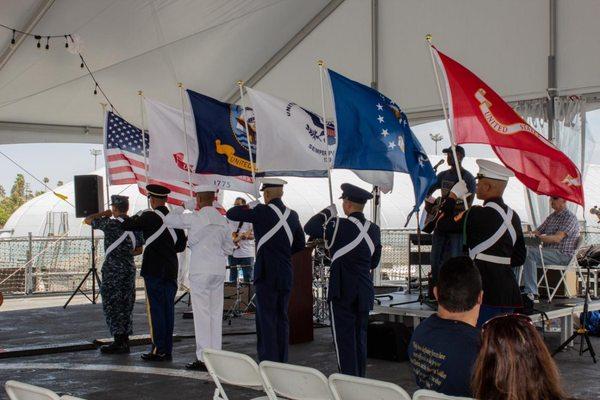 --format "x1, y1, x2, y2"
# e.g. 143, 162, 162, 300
289, 247, 314, 344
